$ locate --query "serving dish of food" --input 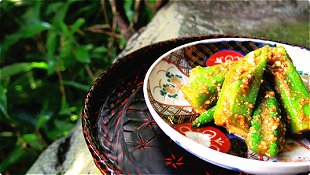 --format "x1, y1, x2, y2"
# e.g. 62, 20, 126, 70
143, 38, 309, 174
82, 35, 309, 175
